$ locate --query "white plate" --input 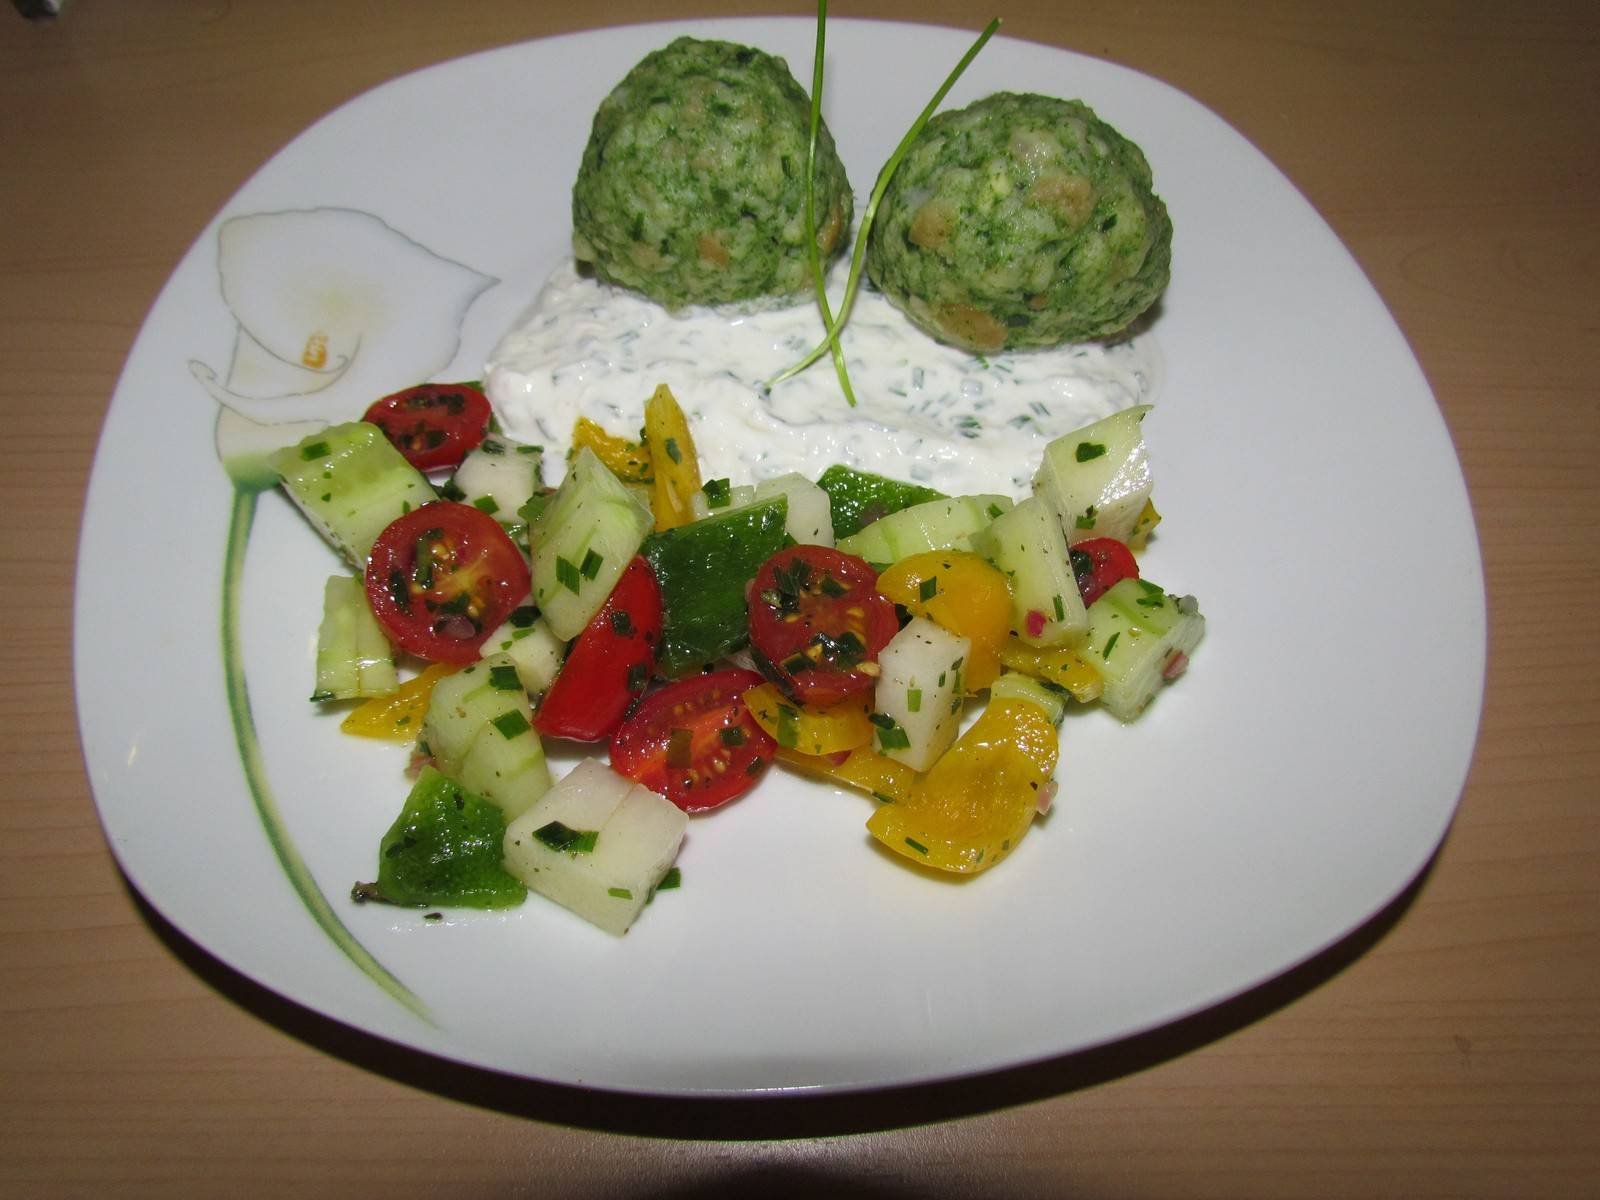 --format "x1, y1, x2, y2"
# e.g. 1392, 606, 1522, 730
75, 18, 1485, 1095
